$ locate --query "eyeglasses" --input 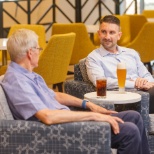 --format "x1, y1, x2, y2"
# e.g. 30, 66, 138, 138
32, 47, 43, 52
